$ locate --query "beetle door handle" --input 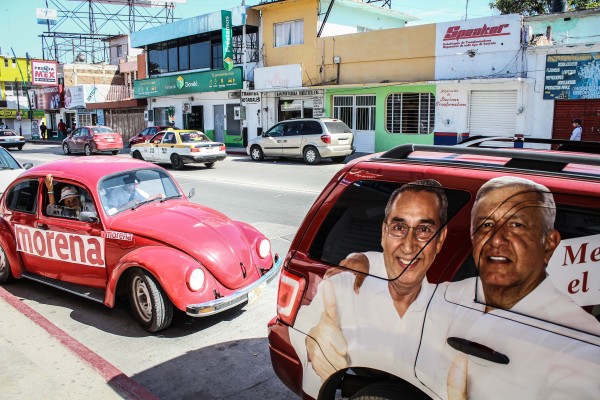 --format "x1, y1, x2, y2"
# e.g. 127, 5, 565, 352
447, 337, 509, 364
36, 223, 49, 230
